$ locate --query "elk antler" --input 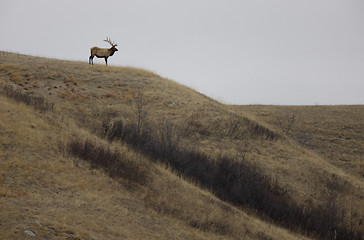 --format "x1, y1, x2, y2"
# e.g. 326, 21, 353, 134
104, 37, 117, 47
